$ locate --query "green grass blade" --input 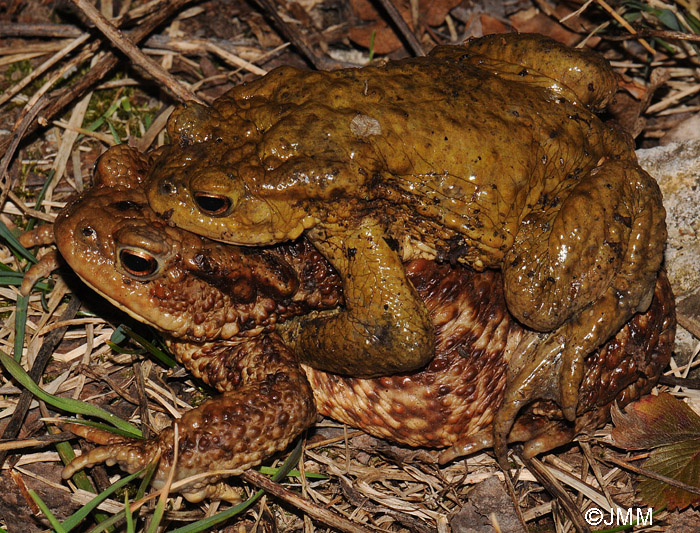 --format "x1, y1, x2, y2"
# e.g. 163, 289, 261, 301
29, 489, 68, 533
135, 458, 159, 500
124, 493, 135, 533
54, 435, 112, 527
0, 351, 141, 437
145, 493, 166, 533
60, 417, 147, 440
25, 169, 54, 232
62, 469, 145, 532
113, 325, 176, 368
0, 271, 52, 291
0, 219, 36, 264
82, 97, 125, 139
106, 120, 121, 145
13, 293, 28, 362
